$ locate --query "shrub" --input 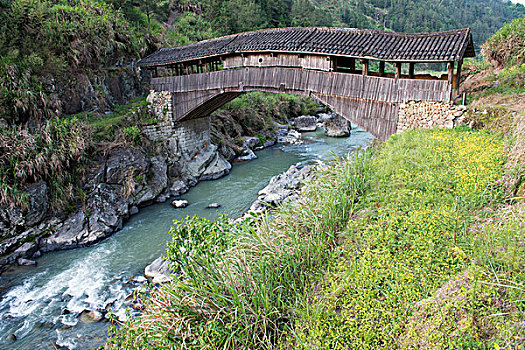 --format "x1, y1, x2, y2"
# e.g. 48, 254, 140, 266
483, 15, 525, 68
0, 117, 90, 209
